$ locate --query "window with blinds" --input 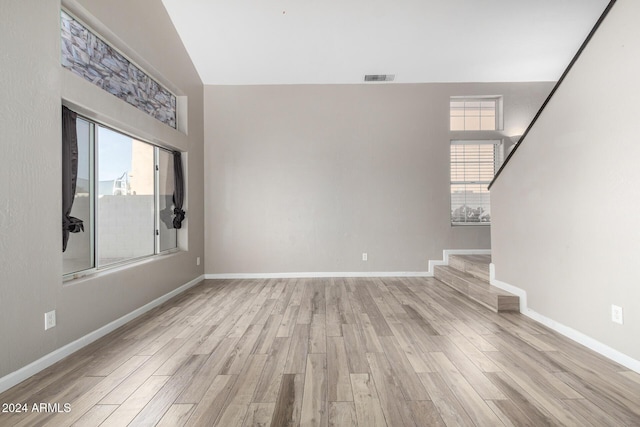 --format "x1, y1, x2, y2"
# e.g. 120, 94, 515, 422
450, 140, 500, 225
